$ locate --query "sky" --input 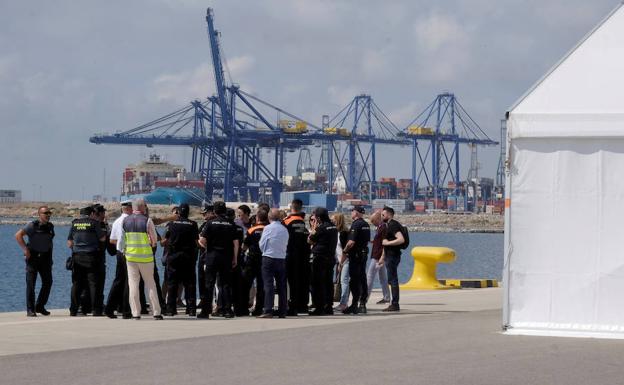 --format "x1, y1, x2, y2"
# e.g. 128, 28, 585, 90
0, 0, 619, 201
